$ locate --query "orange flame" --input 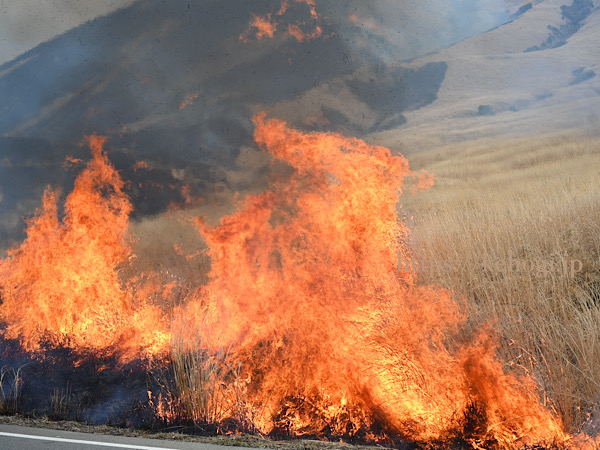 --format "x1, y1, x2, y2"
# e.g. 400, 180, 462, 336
0, 135, 169, 360
179, 92, 200, 110
182, 114, 566, 445
240, 1, 323, 43
132, 160, 149, 171
0, 120, 572, 446
240, 13, 278, 42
